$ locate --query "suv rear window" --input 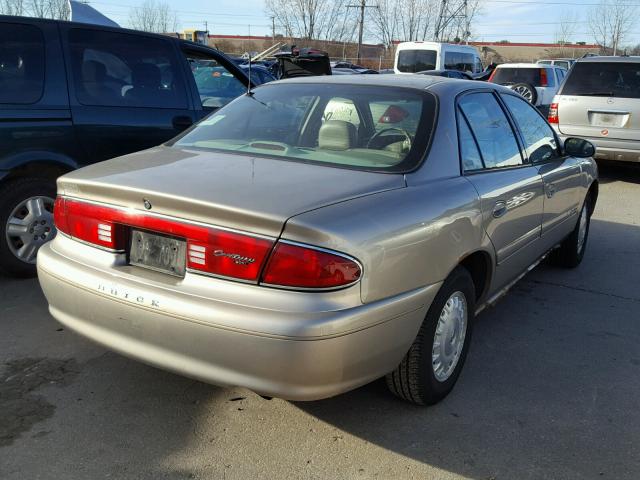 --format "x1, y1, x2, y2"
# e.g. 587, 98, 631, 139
491, 68, 542, 86
561, 62, 640, 98
0, 23, 45, 104
397, 50, 437, 73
